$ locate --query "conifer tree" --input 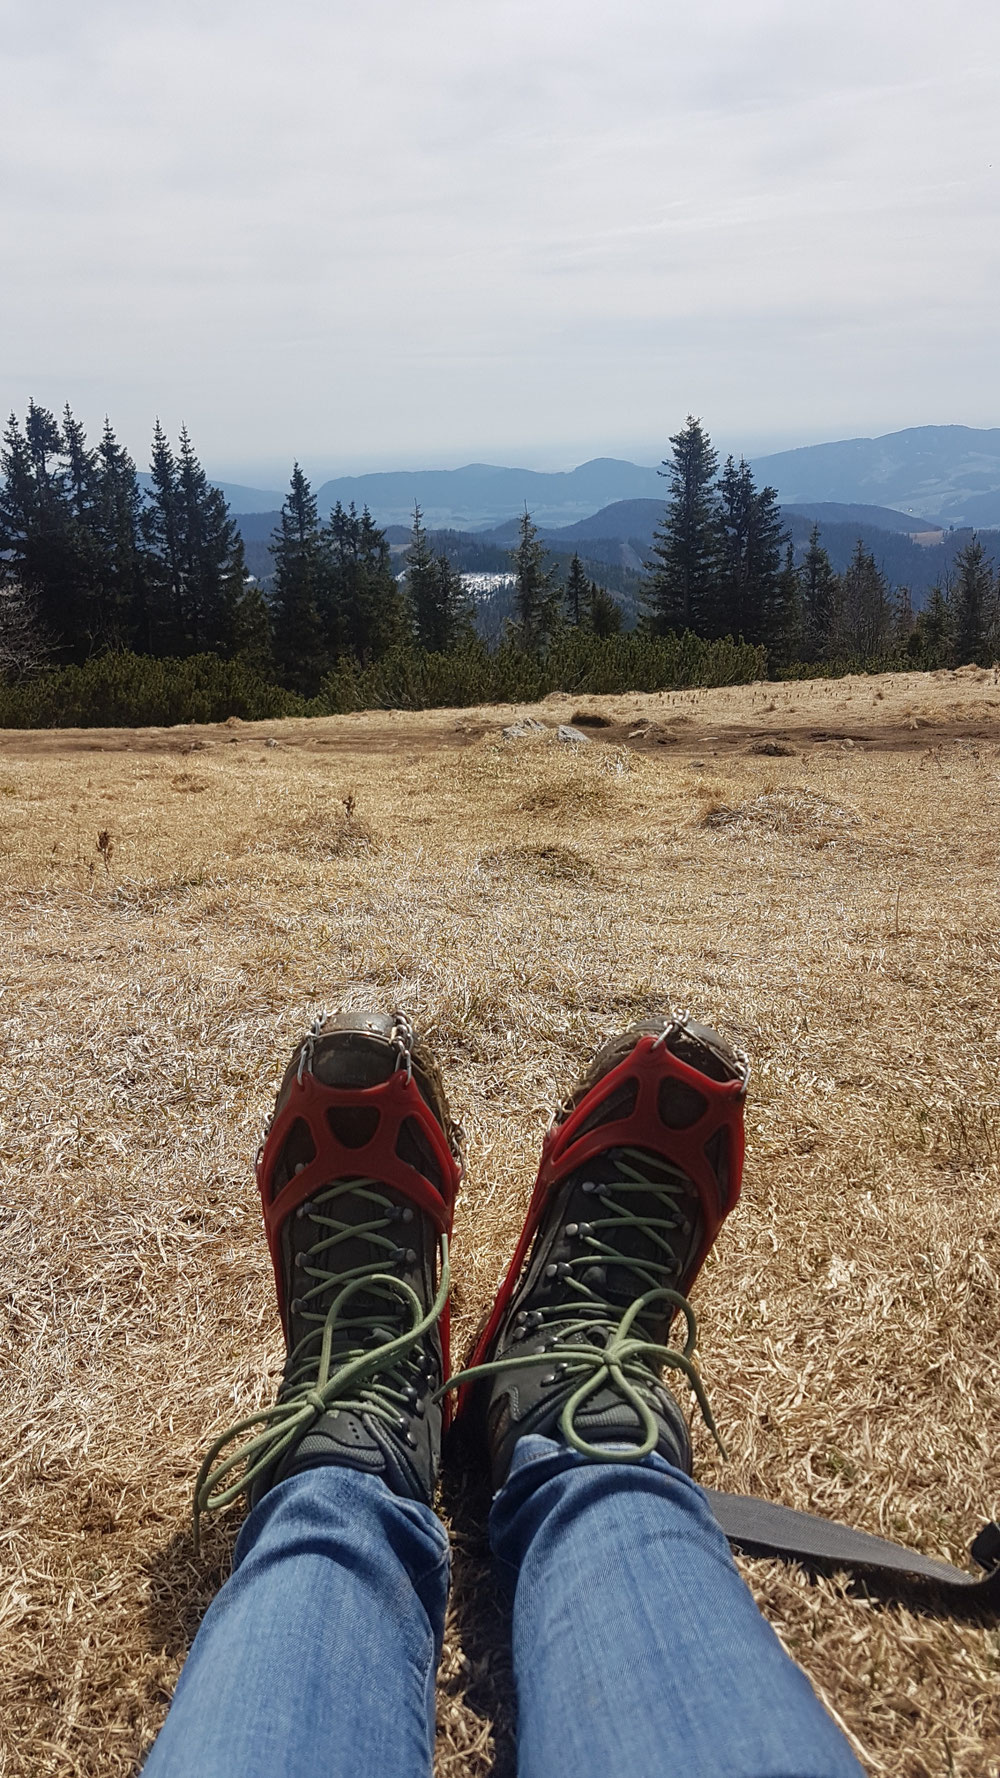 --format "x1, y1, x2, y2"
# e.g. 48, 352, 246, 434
645, 417, 721, 635
405, 505, 438, 649
94, 419, 148, 650
510, 511, 559, 651
952, 536, 996, 666
271, 464, 327, 693
714, 456, 788, 646
588, 579, 623, 636
404, 506, 470, 651
175, 427, 248, 654
564, 553, 590, 627
0, 404, 94, 661
799, 524, 839, 660
325, 503, 409, 660
830, 541, 895, 659
427, 552, 474, 651
913, 584, 954, 668
142, 422, 185, 653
